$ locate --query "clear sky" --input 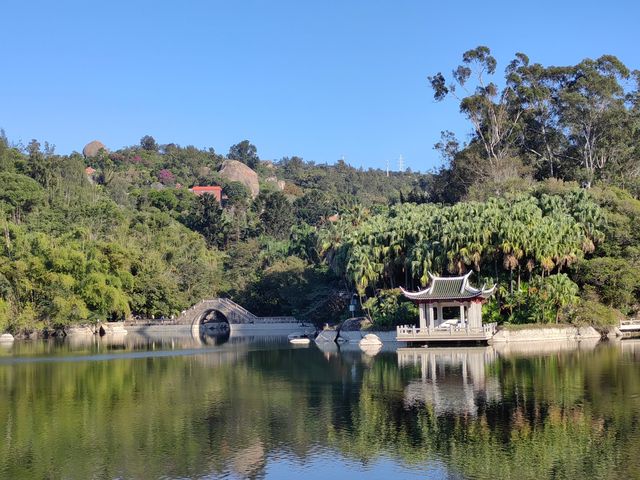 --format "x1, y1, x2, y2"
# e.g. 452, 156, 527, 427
1, 0, 638, 172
